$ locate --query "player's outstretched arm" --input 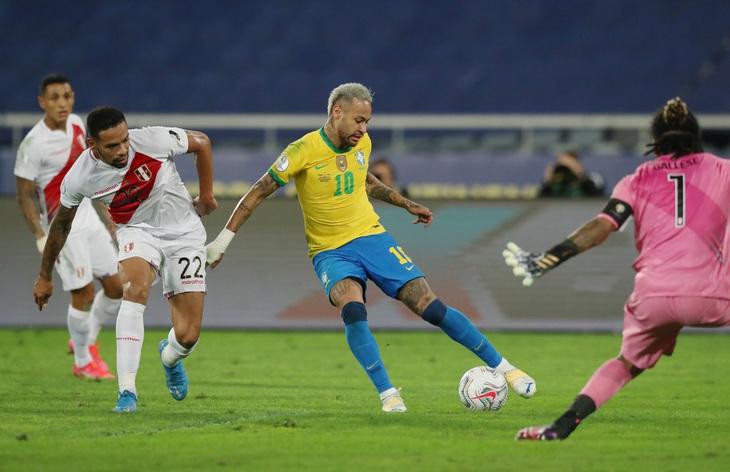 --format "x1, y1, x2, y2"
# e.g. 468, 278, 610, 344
503, 216, 615, 287
34, 204, 77, 310
366, 172, 433, 227
185, 130, 218, 217
206, 172, 280, 268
